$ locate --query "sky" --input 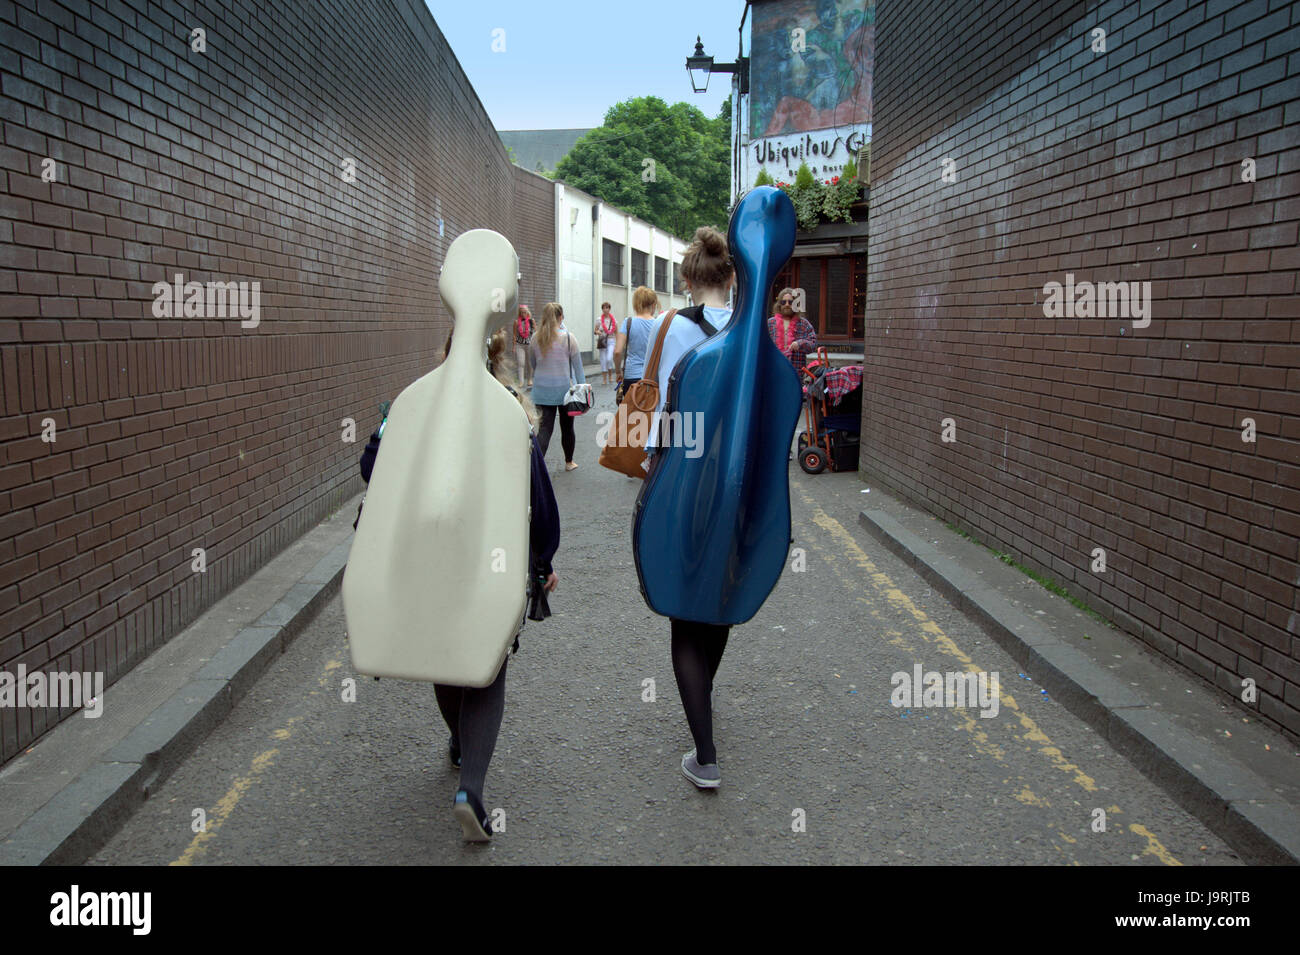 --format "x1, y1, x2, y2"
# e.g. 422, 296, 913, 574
424, 0, 747, 130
